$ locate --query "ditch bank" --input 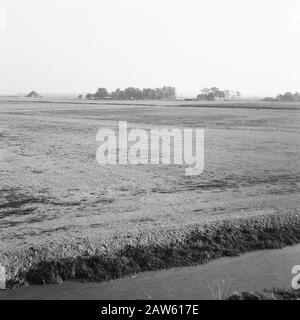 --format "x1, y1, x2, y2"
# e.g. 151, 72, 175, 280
1, 243, 299, 299
2, 211, 300, 289
228, 289, 300, 300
